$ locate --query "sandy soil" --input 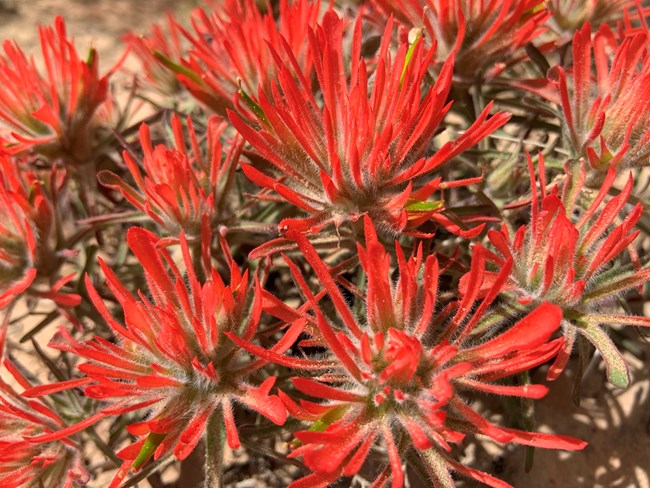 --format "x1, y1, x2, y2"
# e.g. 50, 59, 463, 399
0, 0, 197, 65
